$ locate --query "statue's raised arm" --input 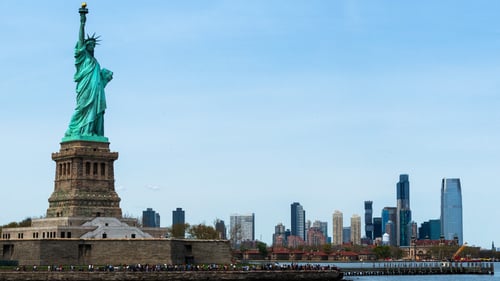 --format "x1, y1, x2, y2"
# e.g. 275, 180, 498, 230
63, 3, 113, 143
78, 3, 88, 49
